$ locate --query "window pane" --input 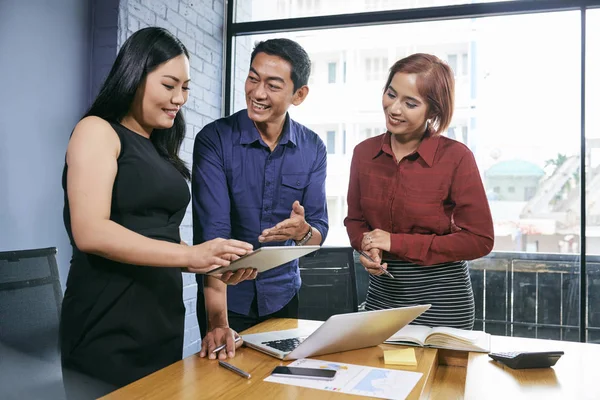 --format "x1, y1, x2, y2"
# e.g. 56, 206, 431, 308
308, 61, 317, 84
462, 53, 469, 76
328, 62, 337, 83
461, 125, 468, 144
447, 126, 456, 139
235, 0, 517, 23
365, 56, 387, 81
327, 197, 341, 227
232, 10, 582, 341
447, 53, 458, 74
326, 130, 336, 154
587, 8, 600, 343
